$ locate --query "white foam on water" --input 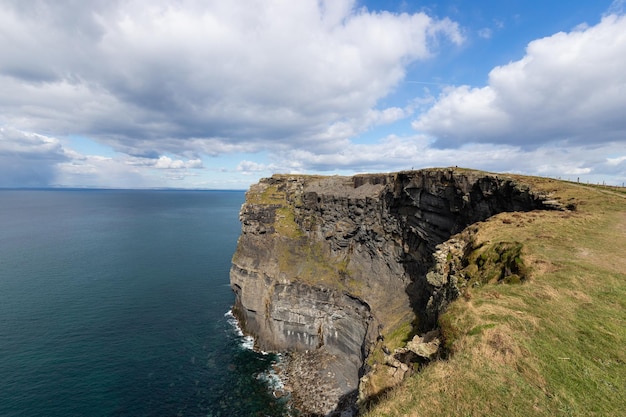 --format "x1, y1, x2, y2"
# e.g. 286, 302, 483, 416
224, 309, 258, 352
224, 309, 244, 337
224, 310, 290, 408
255, 354, 288, 399
224, 309, 274, 354
241, 335, 255, 350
